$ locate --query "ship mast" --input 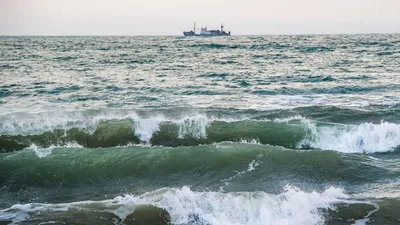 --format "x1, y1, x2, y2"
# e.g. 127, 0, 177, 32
221, 22, 224, 33
194, 22, 196, 32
